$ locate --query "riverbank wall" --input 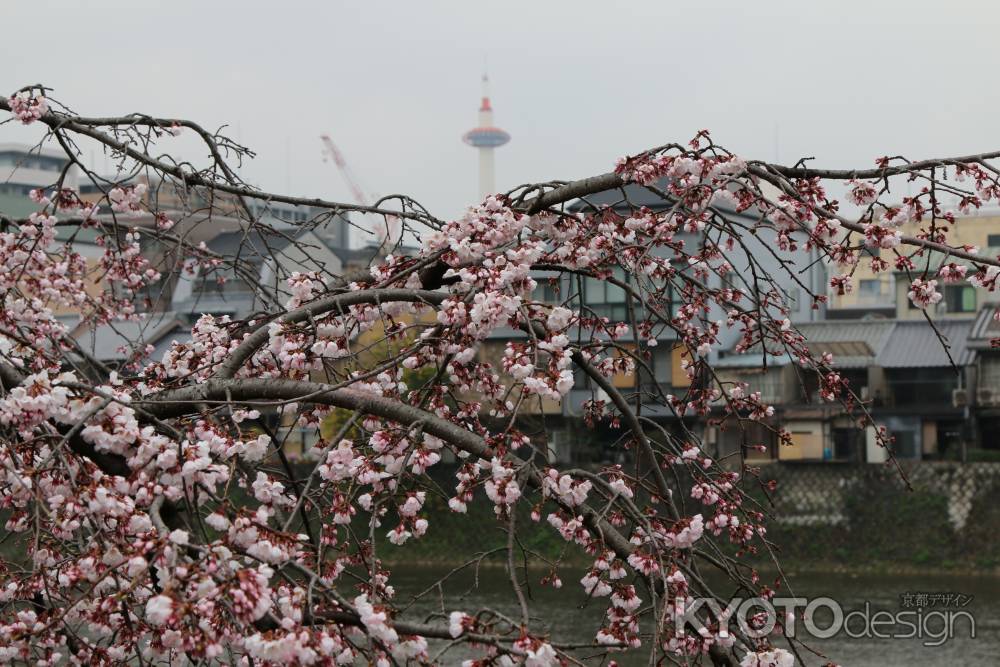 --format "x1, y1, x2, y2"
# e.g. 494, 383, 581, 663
382, 462, 1000, 574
